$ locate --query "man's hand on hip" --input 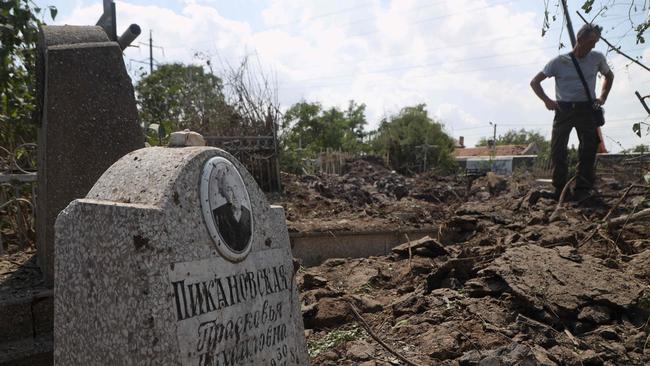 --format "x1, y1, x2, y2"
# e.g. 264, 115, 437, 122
544, 99, 559, 111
